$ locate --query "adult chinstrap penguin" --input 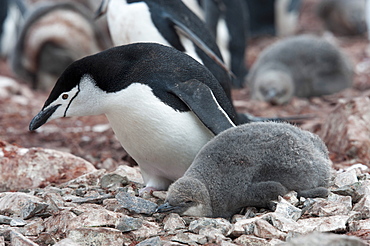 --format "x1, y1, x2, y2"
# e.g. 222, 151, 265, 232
29, 43, 237, 193
157, 122, 331, 219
